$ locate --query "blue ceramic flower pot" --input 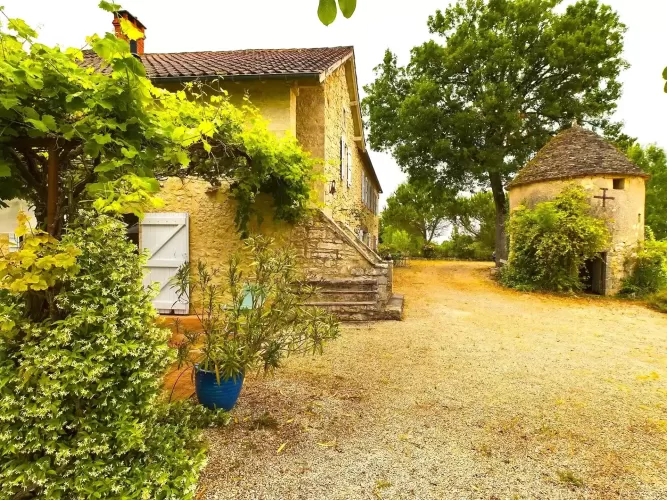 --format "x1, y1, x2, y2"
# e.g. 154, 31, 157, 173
194, 365, 244, 411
